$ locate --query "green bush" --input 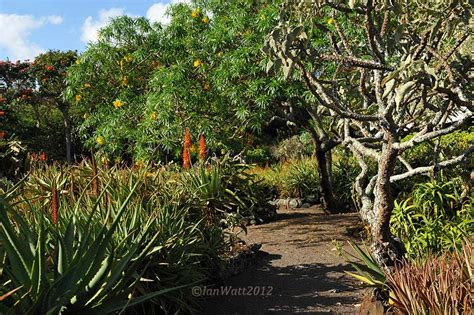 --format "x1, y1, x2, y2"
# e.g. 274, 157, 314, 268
390, 179, 473, 258
0, 182, 184, 314
244, 146, 273, 166
332, 152, 362, 209
271, 133, 313, 161
254, 157, 320, 200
